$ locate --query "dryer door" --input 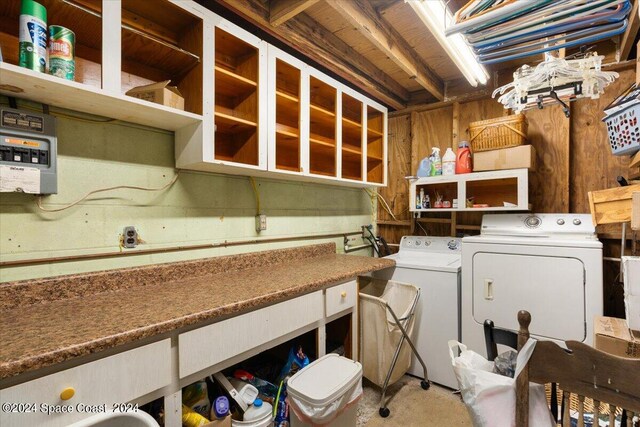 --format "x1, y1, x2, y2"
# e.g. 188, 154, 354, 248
472, 252, 585, 342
